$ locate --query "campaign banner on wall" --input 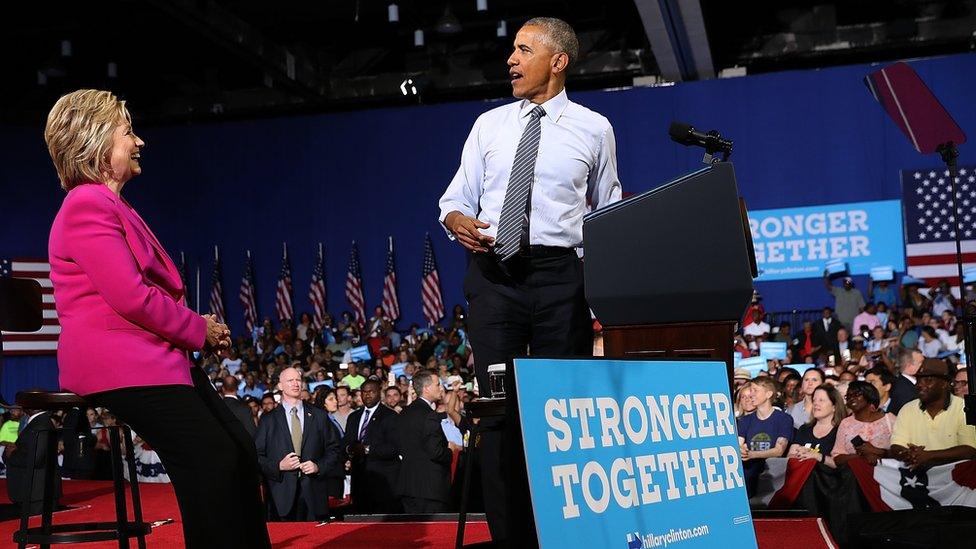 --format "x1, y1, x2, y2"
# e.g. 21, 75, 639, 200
747, 200, 905, 281
513, 358, 757, 548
